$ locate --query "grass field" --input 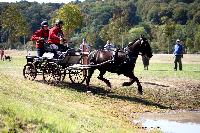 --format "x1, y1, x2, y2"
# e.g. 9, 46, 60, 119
0, 50, 199, 132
